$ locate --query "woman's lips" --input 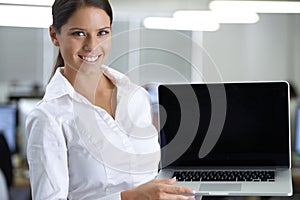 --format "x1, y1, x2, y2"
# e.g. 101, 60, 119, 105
79, 55, 100, 62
